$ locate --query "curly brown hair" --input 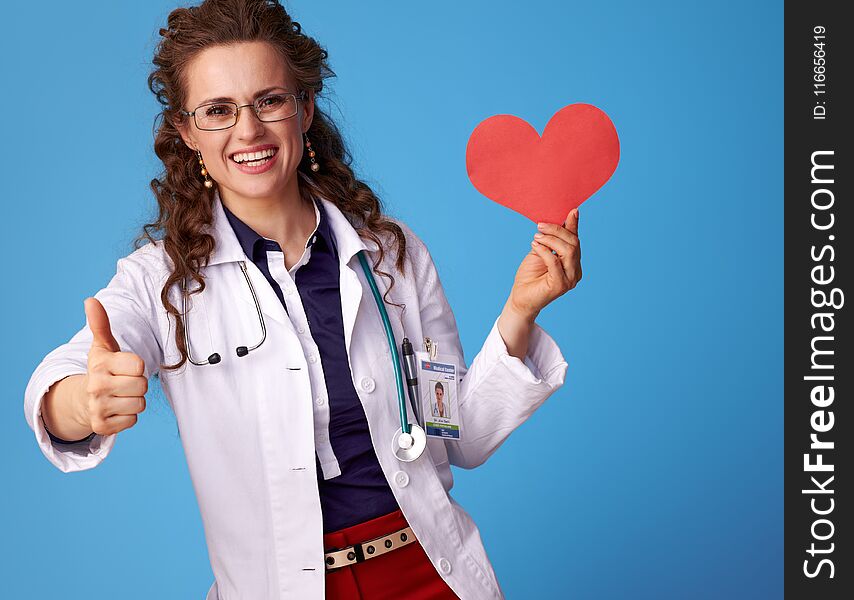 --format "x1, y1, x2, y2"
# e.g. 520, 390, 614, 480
136, 0, 407, 372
